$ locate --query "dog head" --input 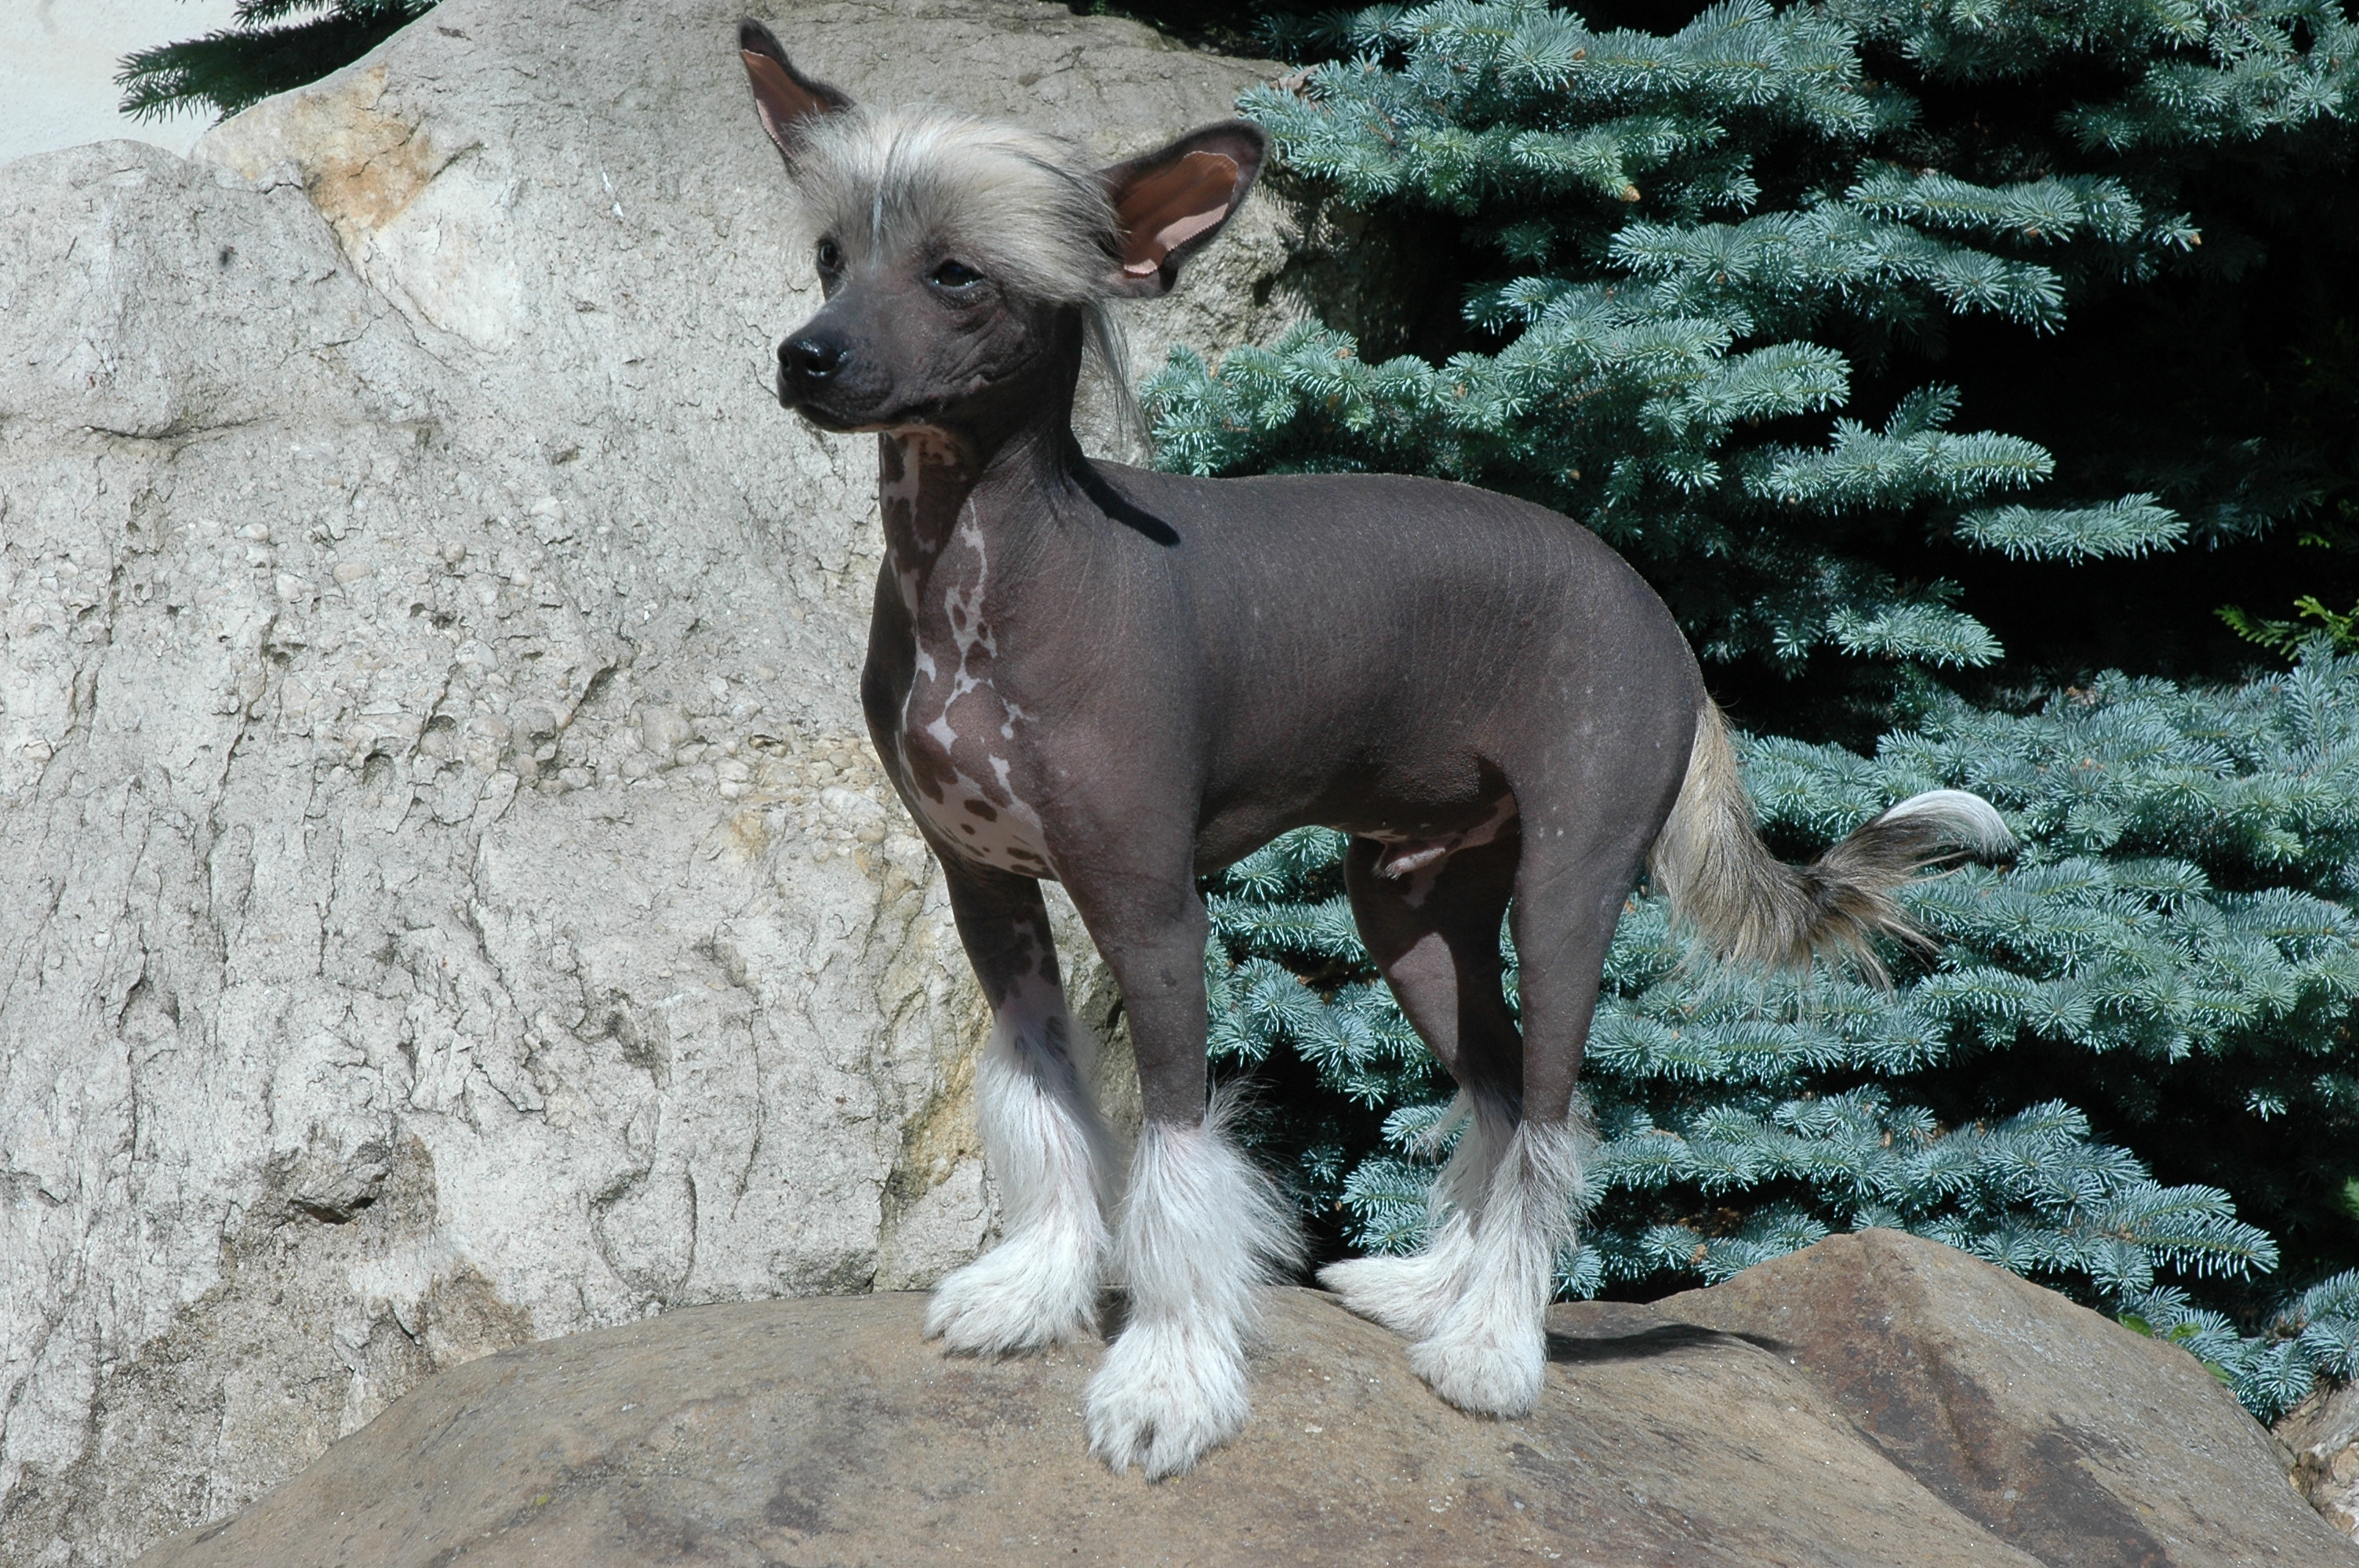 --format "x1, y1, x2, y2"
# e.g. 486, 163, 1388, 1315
738, 19, 1264, 437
